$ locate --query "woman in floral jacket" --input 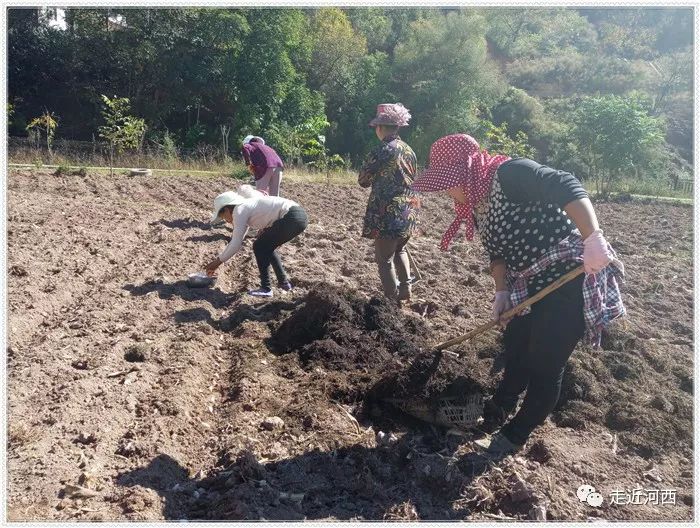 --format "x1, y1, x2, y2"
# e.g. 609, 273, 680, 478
359, 103, 420, 302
